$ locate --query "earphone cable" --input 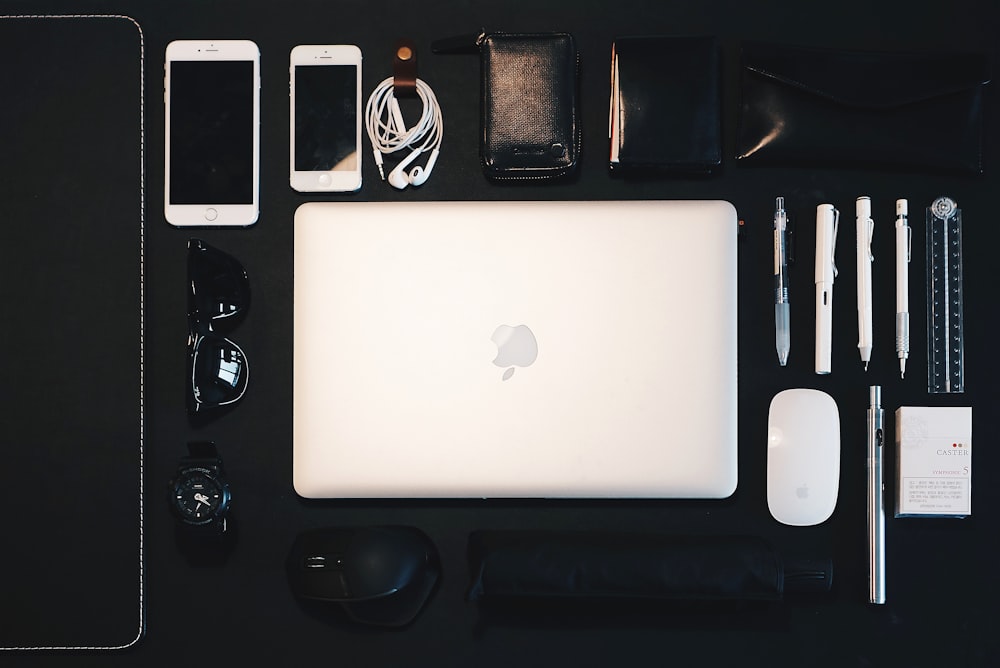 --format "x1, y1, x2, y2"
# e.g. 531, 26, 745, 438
364, 76, 443, 183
